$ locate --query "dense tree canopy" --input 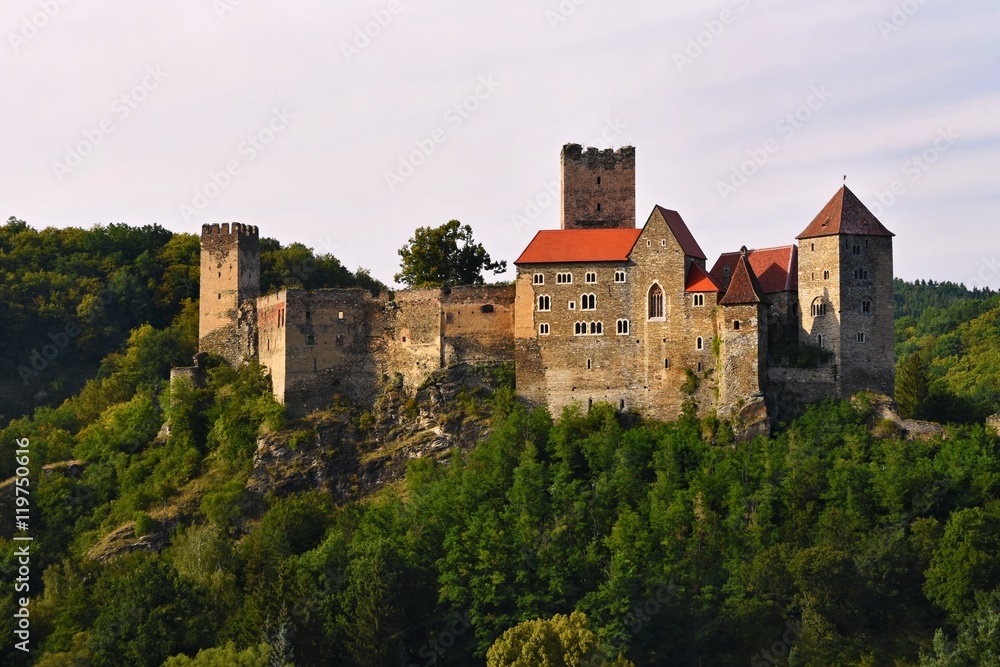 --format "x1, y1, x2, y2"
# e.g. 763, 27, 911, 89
395, 220, 507, 288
